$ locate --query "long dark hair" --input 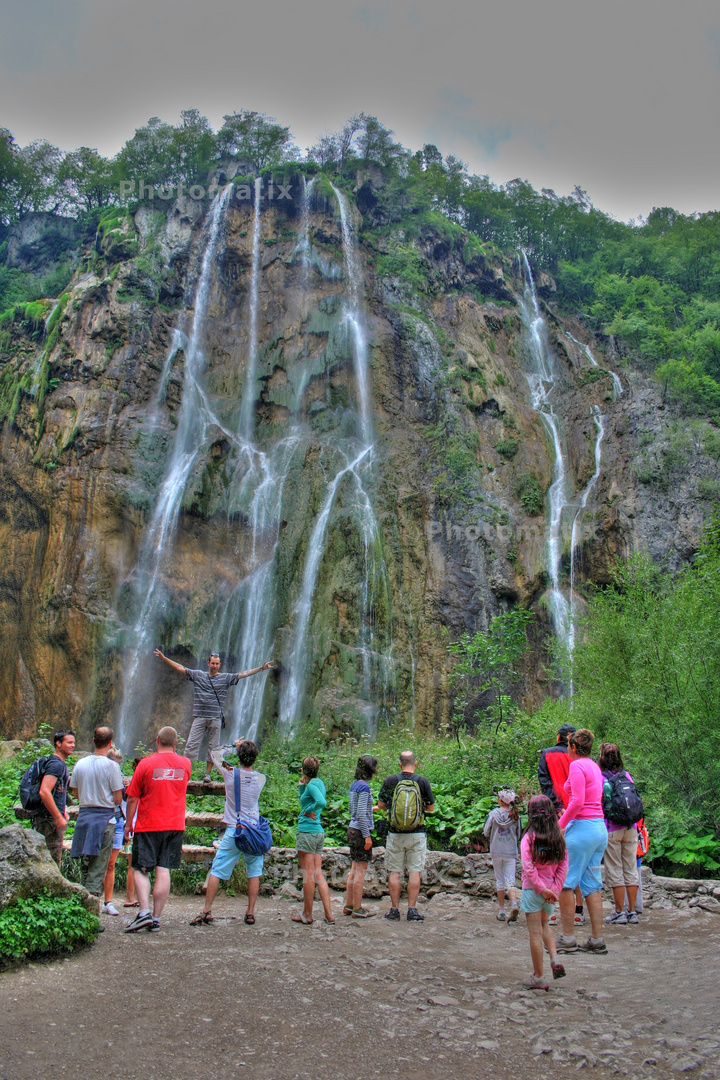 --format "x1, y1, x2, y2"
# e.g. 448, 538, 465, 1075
525, 795, 566, 865
598, 743, 624, 773
355, 755, 378, 781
